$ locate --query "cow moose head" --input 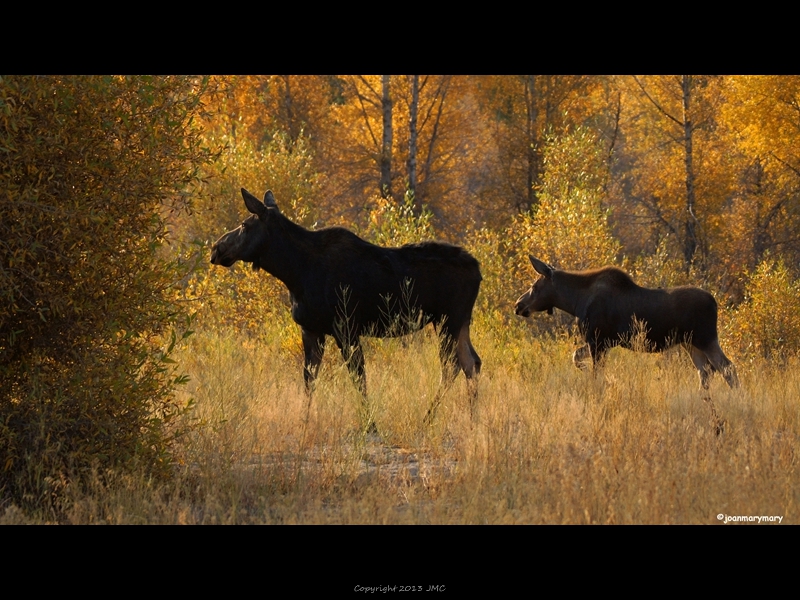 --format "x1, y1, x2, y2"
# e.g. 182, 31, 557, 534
210, 188, 279, 271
